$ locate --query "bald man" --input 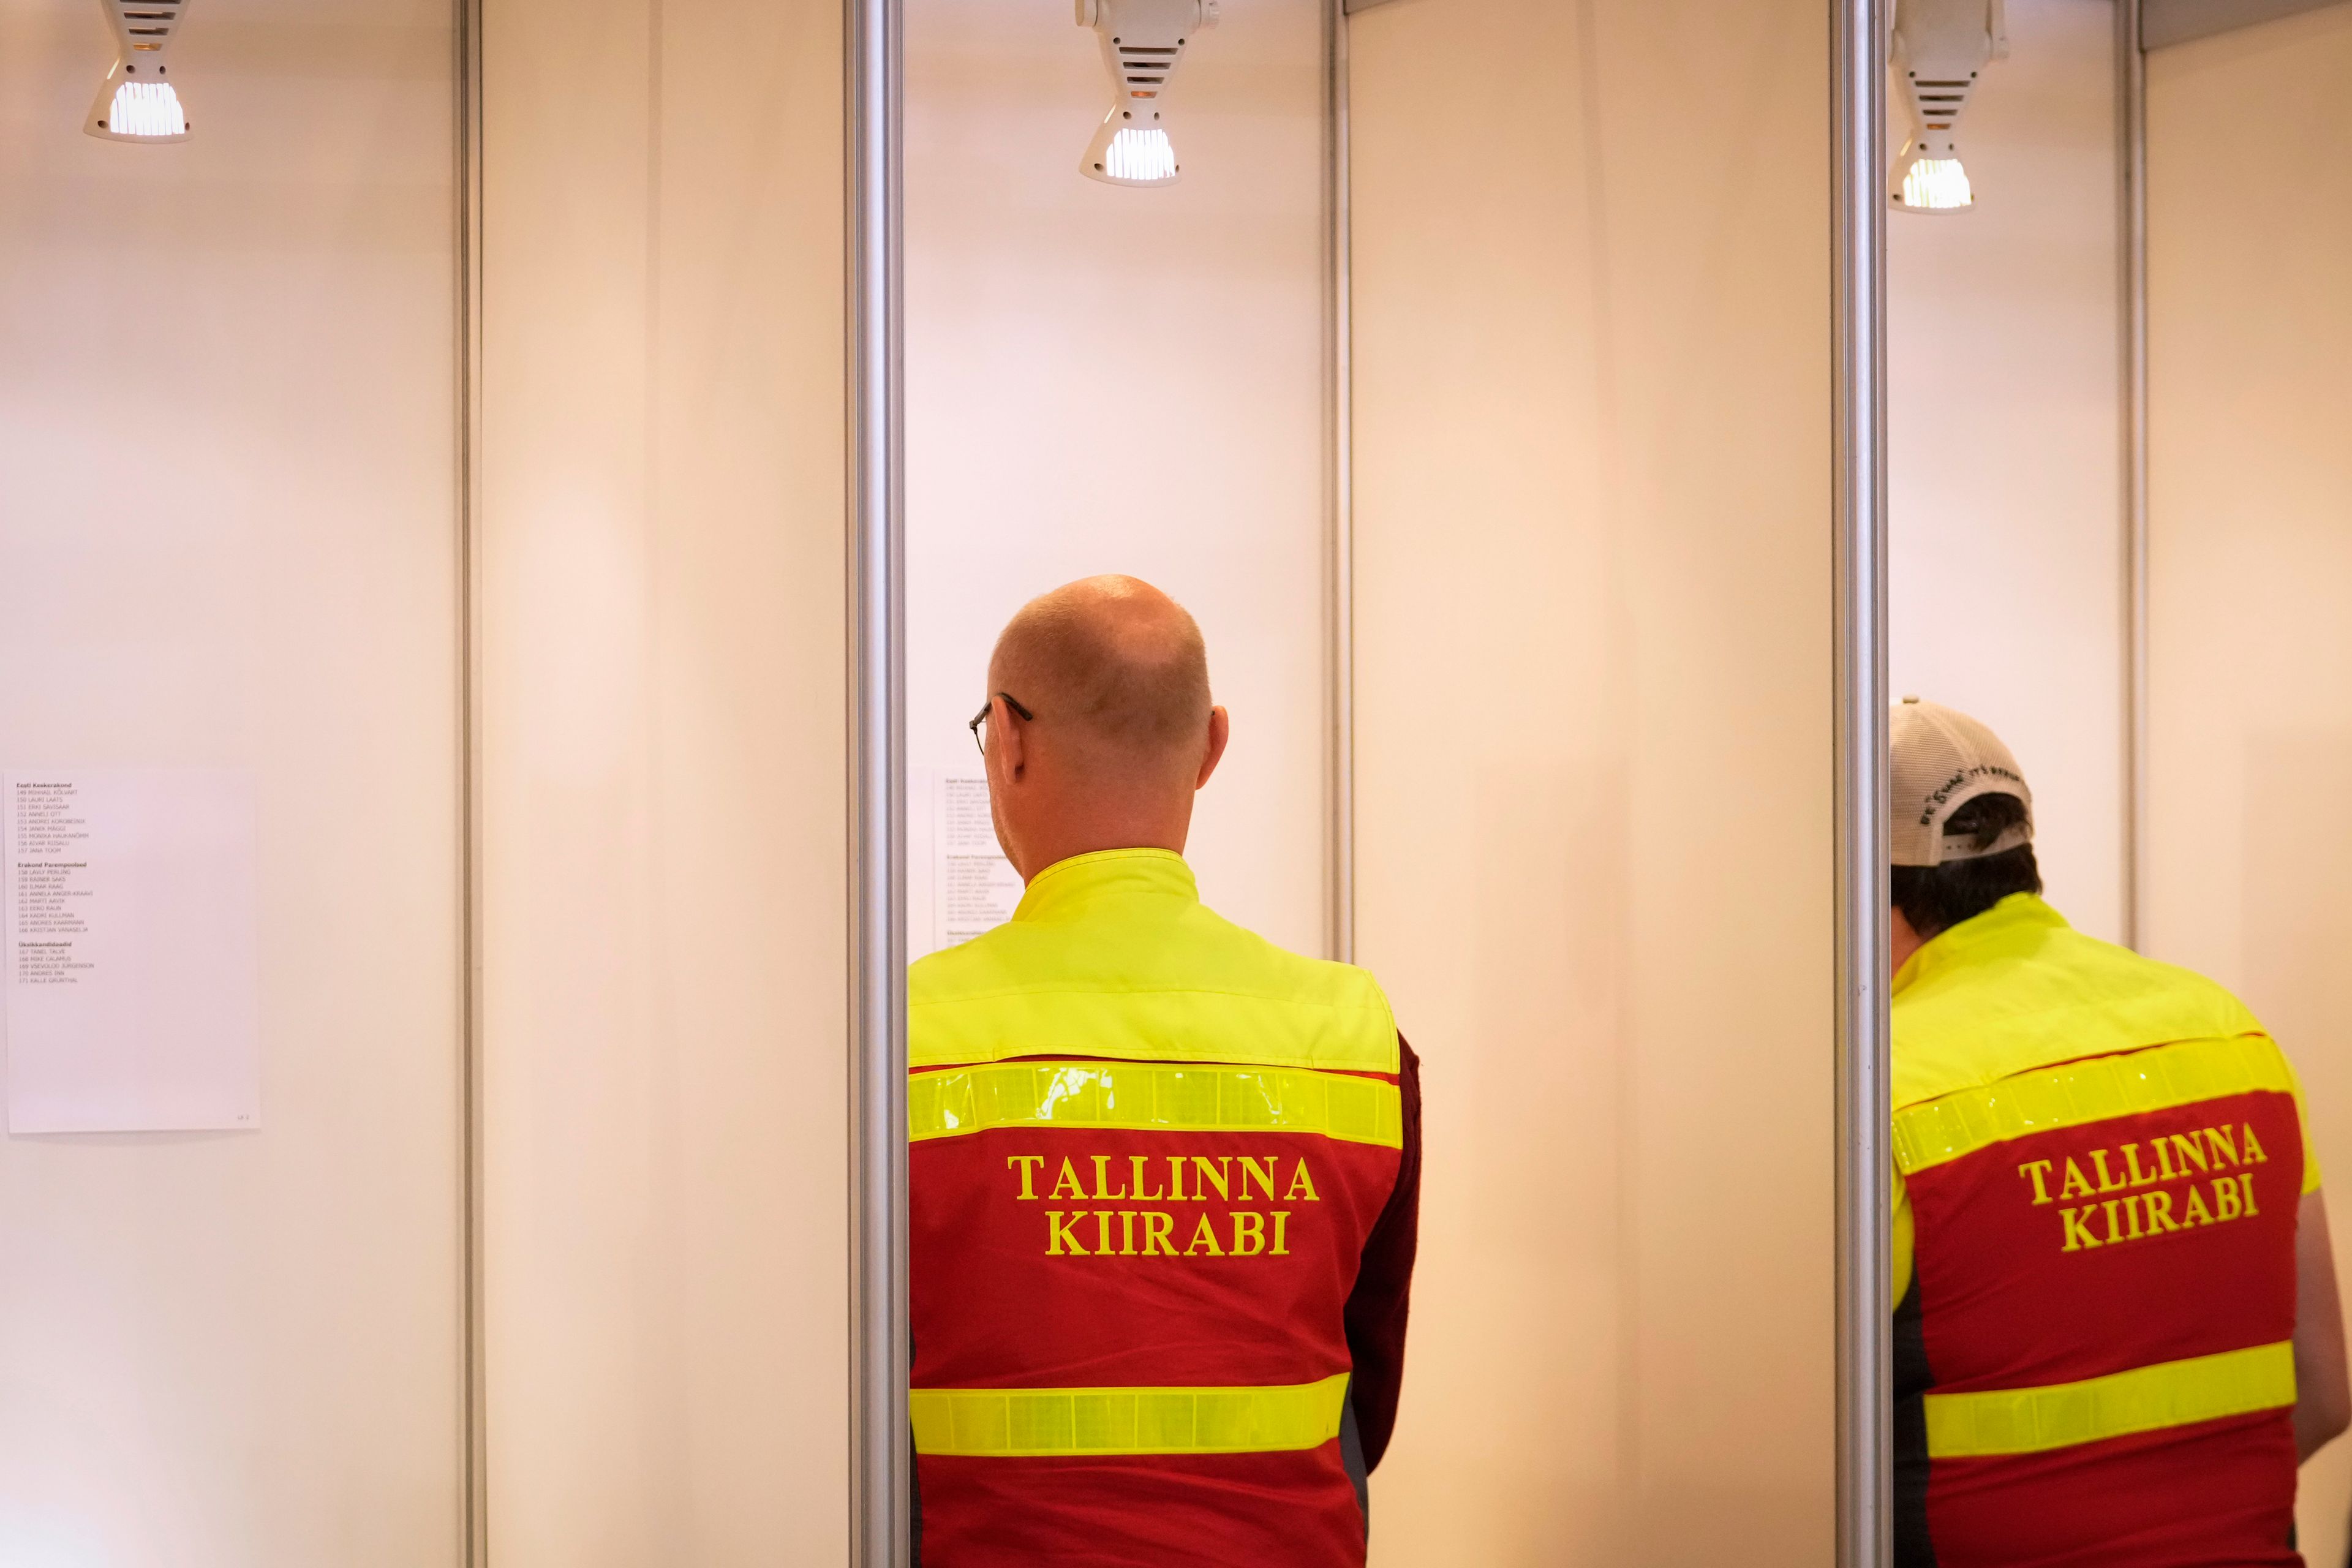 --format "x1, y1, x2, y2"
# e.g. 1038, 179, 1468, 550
907, 576, 1421, 1568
